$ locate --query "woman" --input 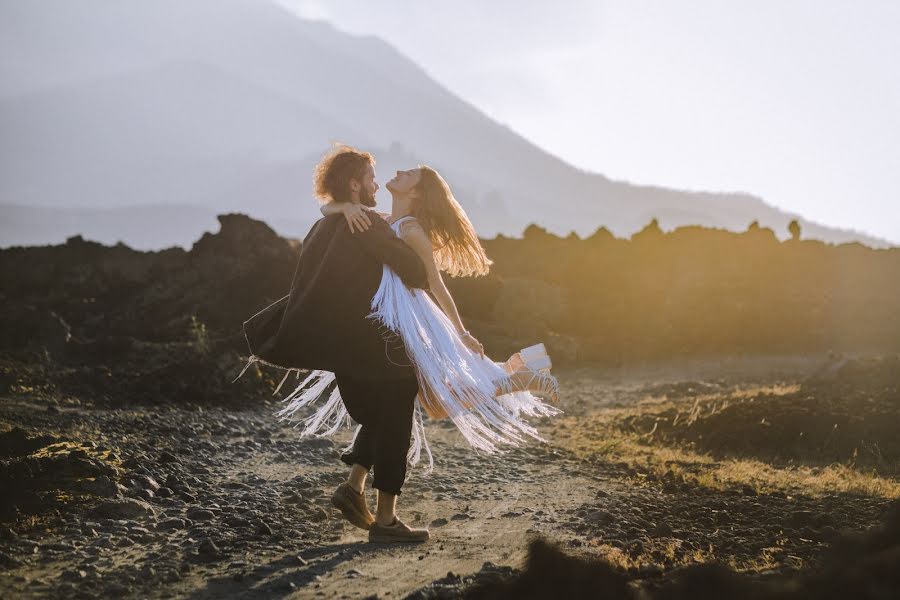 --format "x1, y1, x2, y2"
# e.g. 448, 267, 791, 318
276, 165, 561, 471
